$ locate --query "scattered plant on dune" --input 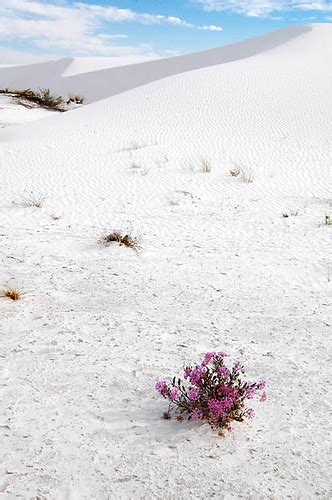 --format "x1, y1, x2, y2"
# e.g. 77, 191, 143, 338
67, 94, 84, 105
156, 352, 266, 435
14, 191, 46, 208
239, 166, 254, 183
129, 161, 147, 176
0, 285, 23, 301
282, 210, 299, 218
229, 163, 254, 183
229, 165, 241, 177
130, 161, 142, 170
49, 212, 61, 220
200, 158, 211, 173
98, 229, 142, 252
1, 88, 66, 111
